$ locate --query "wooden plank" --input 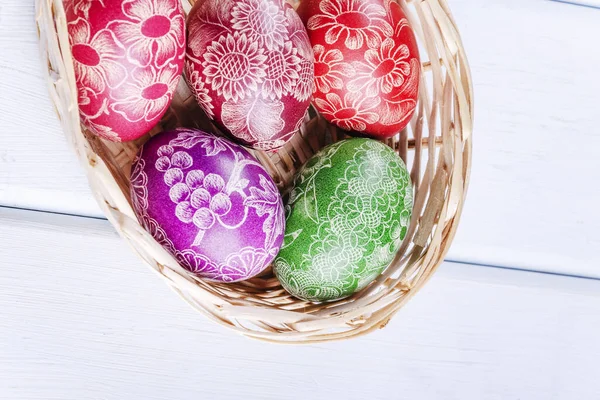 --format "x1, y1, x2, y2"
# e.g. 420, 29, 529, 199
0, 1, 99, 216
446, 0, 600, 277
1, 0, 600, 278
551, 0, 600, 8
1, 206, 600, 399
